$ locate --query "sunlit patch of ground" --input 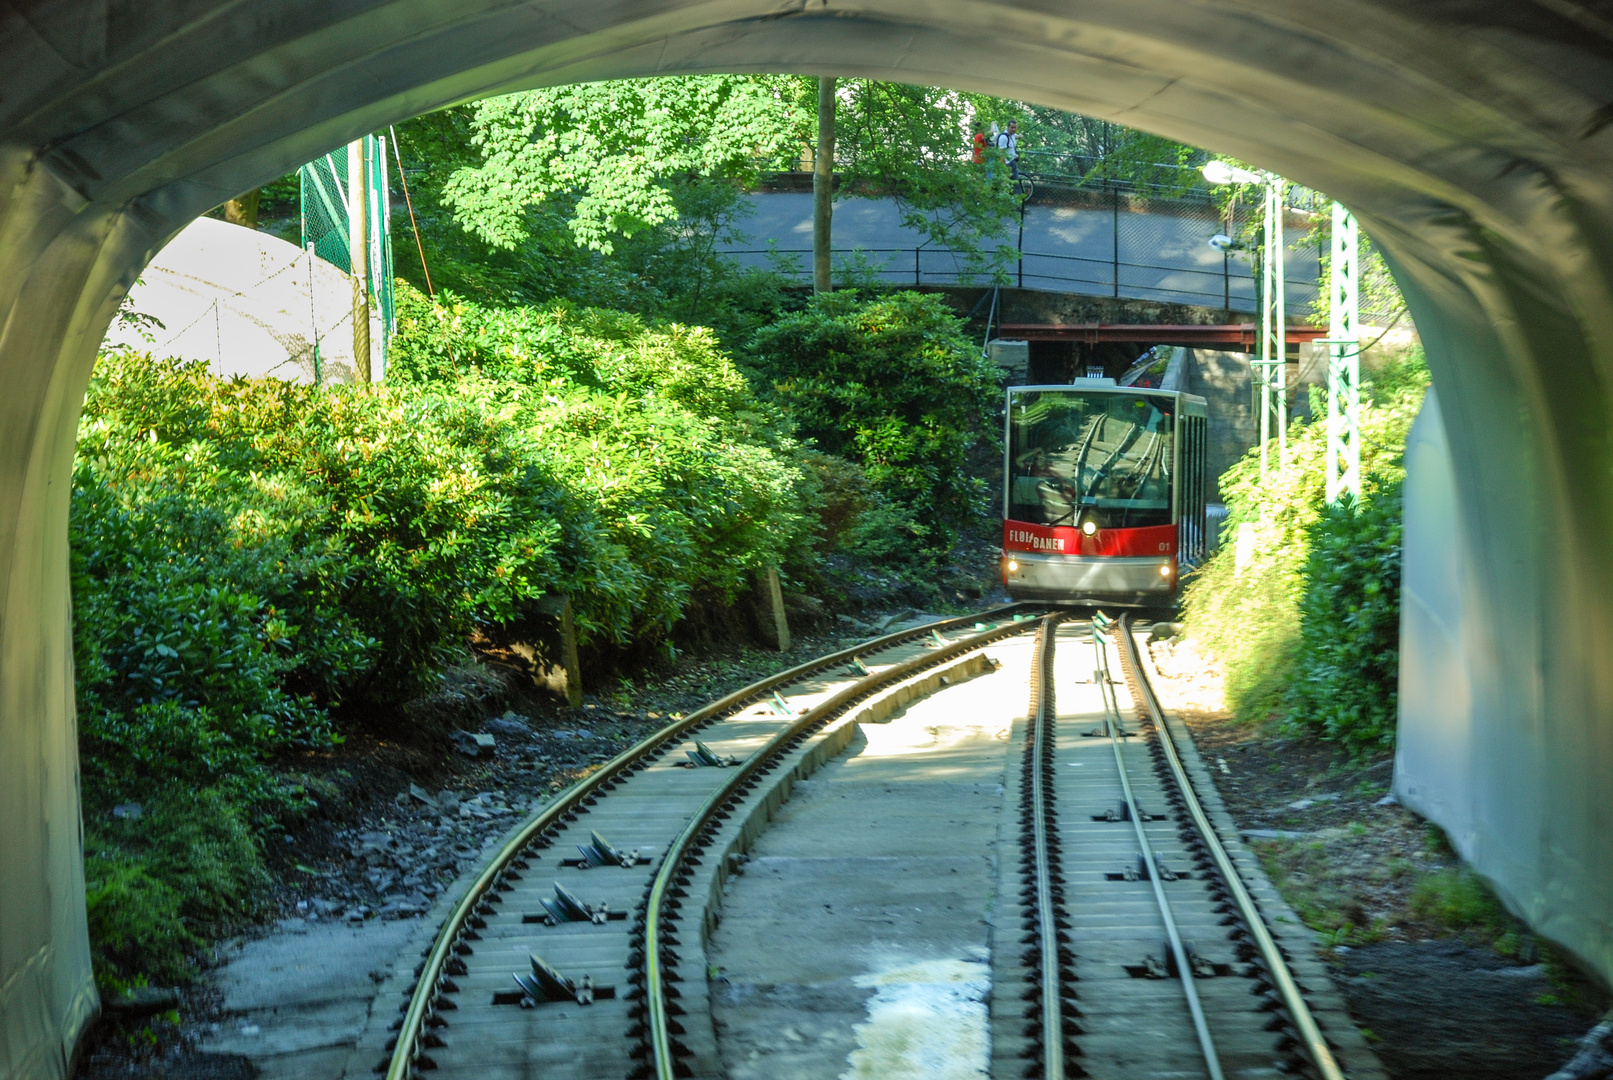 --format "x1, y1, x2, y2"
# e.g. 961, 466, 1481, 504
842, 958, 991, 1080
